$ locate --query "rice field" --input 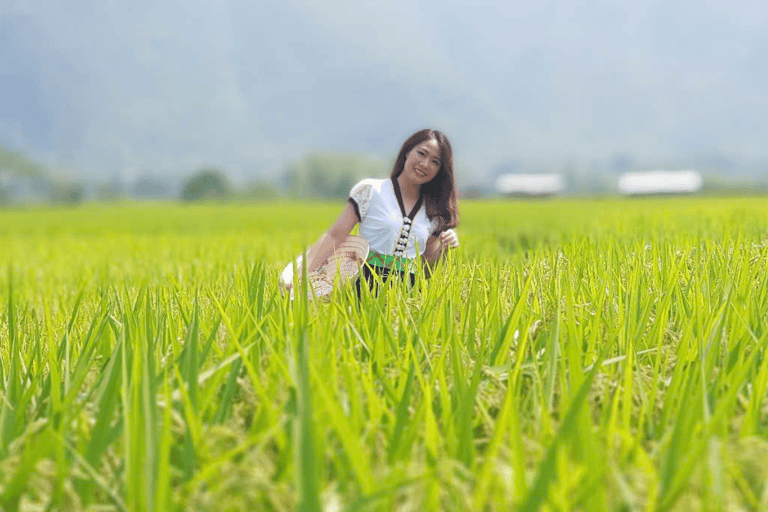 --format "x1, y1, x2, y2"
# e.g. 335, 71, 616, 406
2, 197, 768, 511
